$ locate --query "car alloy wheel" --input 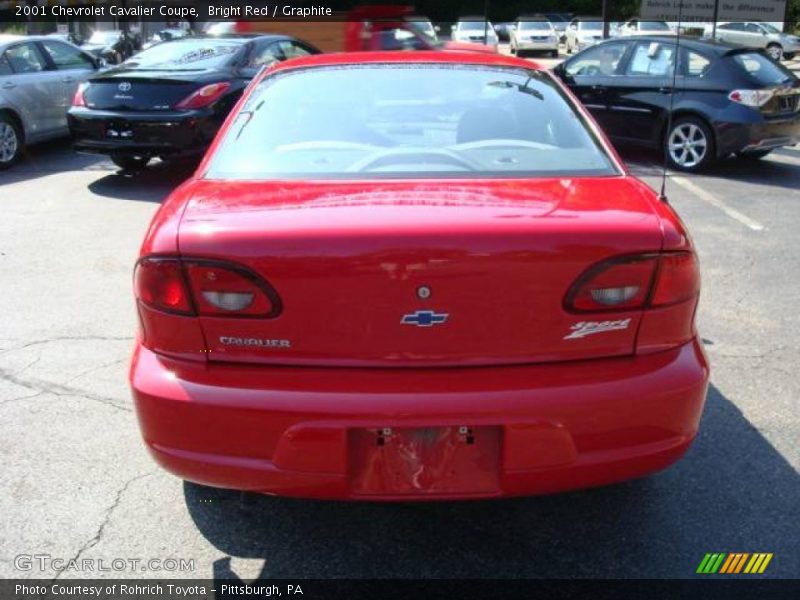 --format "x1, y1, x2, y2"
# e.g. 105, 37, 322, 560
0, 118, 20, 167
766, 44, 783, 61
666, 118, 713, 171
